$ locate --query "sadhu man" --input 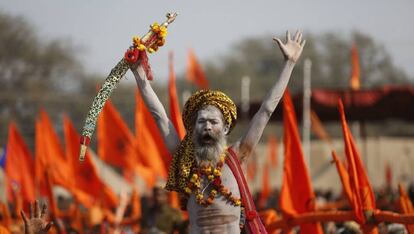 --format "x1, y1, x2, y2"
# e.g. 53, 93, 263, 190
132, 31, 305, 233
